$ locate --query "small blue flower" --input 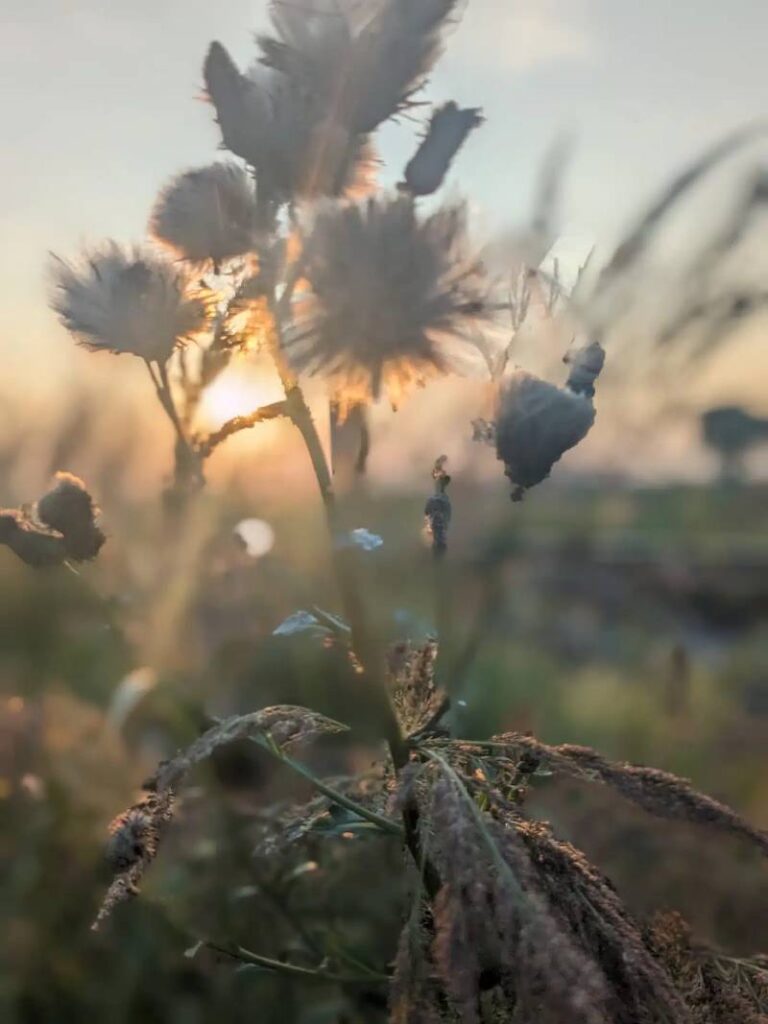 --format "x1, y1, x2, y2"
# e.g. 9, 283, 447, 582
348, 528, 384, 551
273, 611, 327, 638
